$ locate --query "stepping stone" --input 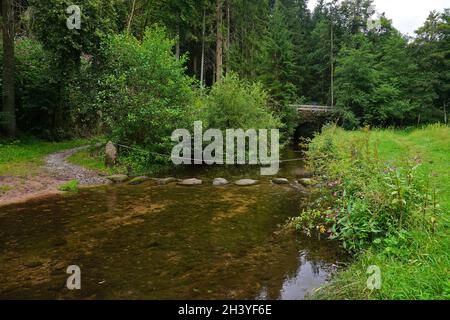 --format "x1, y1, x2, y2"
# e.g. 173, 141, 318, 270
129, 176, 150, 185
235, 179, 259, 186
213, 178, 229, 186
178, 178, 203, 186
272, 178, 289, 185
106, 174, 129, 183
